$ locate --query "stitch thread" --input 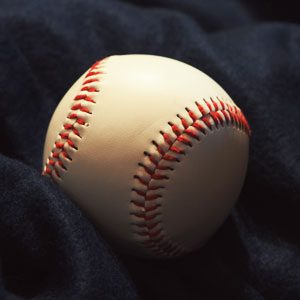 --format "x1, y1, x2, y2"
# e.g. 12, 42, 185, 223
43, 59, 107, 178
130, 97, 250, 257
